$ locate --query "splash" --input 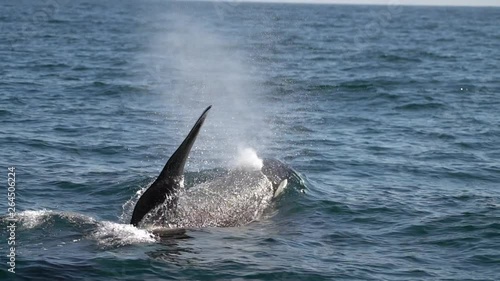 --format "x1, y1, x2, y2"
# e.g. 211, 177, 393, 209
91, 221, 157, 247
4, 209, 156, 248
15, 209, 53, 229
